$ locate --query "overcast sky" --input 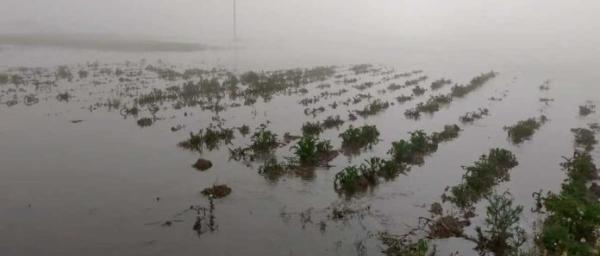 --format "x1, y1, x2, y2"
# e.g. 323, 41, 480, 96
1, 0, 599, 49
